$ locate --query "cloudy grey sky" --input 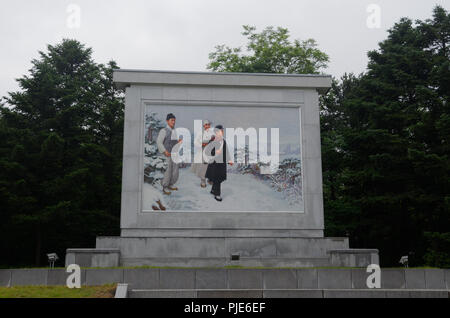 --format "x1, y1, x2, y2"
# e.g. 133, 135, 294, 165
0, 0, 448, 99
